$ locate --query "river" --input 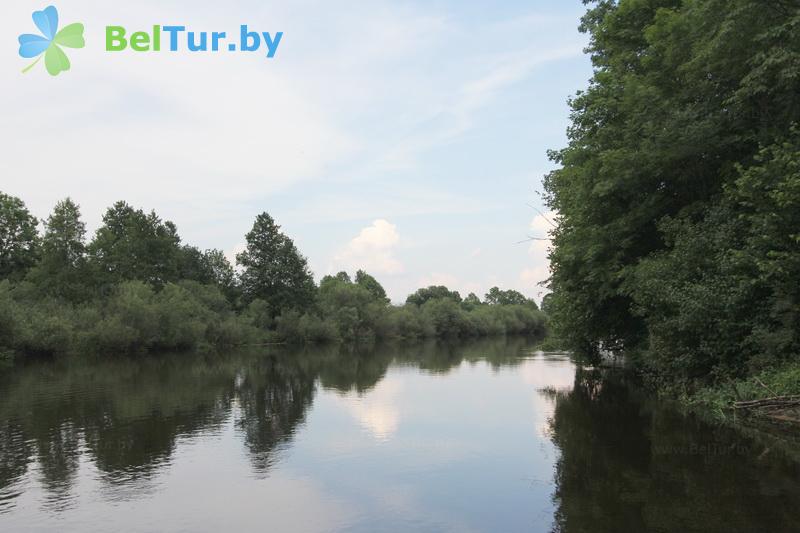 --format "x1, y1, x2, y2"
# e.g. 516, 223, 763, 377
0, 337, 797, 532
